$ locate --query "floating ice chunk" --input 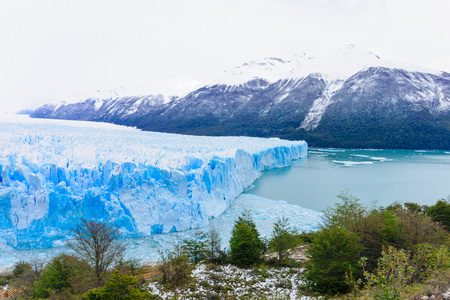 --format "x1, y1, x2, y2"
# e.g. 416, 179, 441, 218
332, 160, 374, 167
351, 154, 392, 162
